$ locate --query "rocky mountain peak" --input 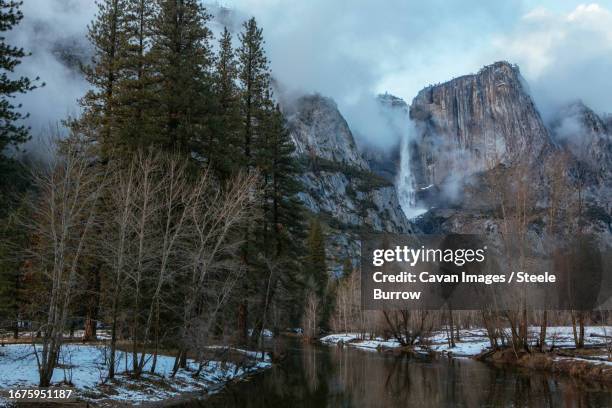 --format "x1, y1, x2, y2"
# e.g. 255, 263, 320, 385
285, 94, 368, 170
409, 60, 552, 192
552, 100, 608, 137
377, 93, 409, 112
550, 100, 612, 185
